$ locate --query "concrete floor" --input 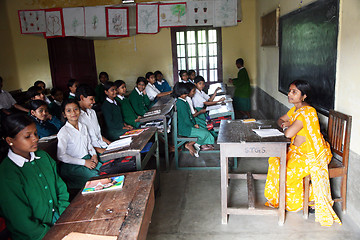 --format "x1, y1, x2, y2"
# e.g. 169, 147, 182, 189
147, 152, 360, 240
